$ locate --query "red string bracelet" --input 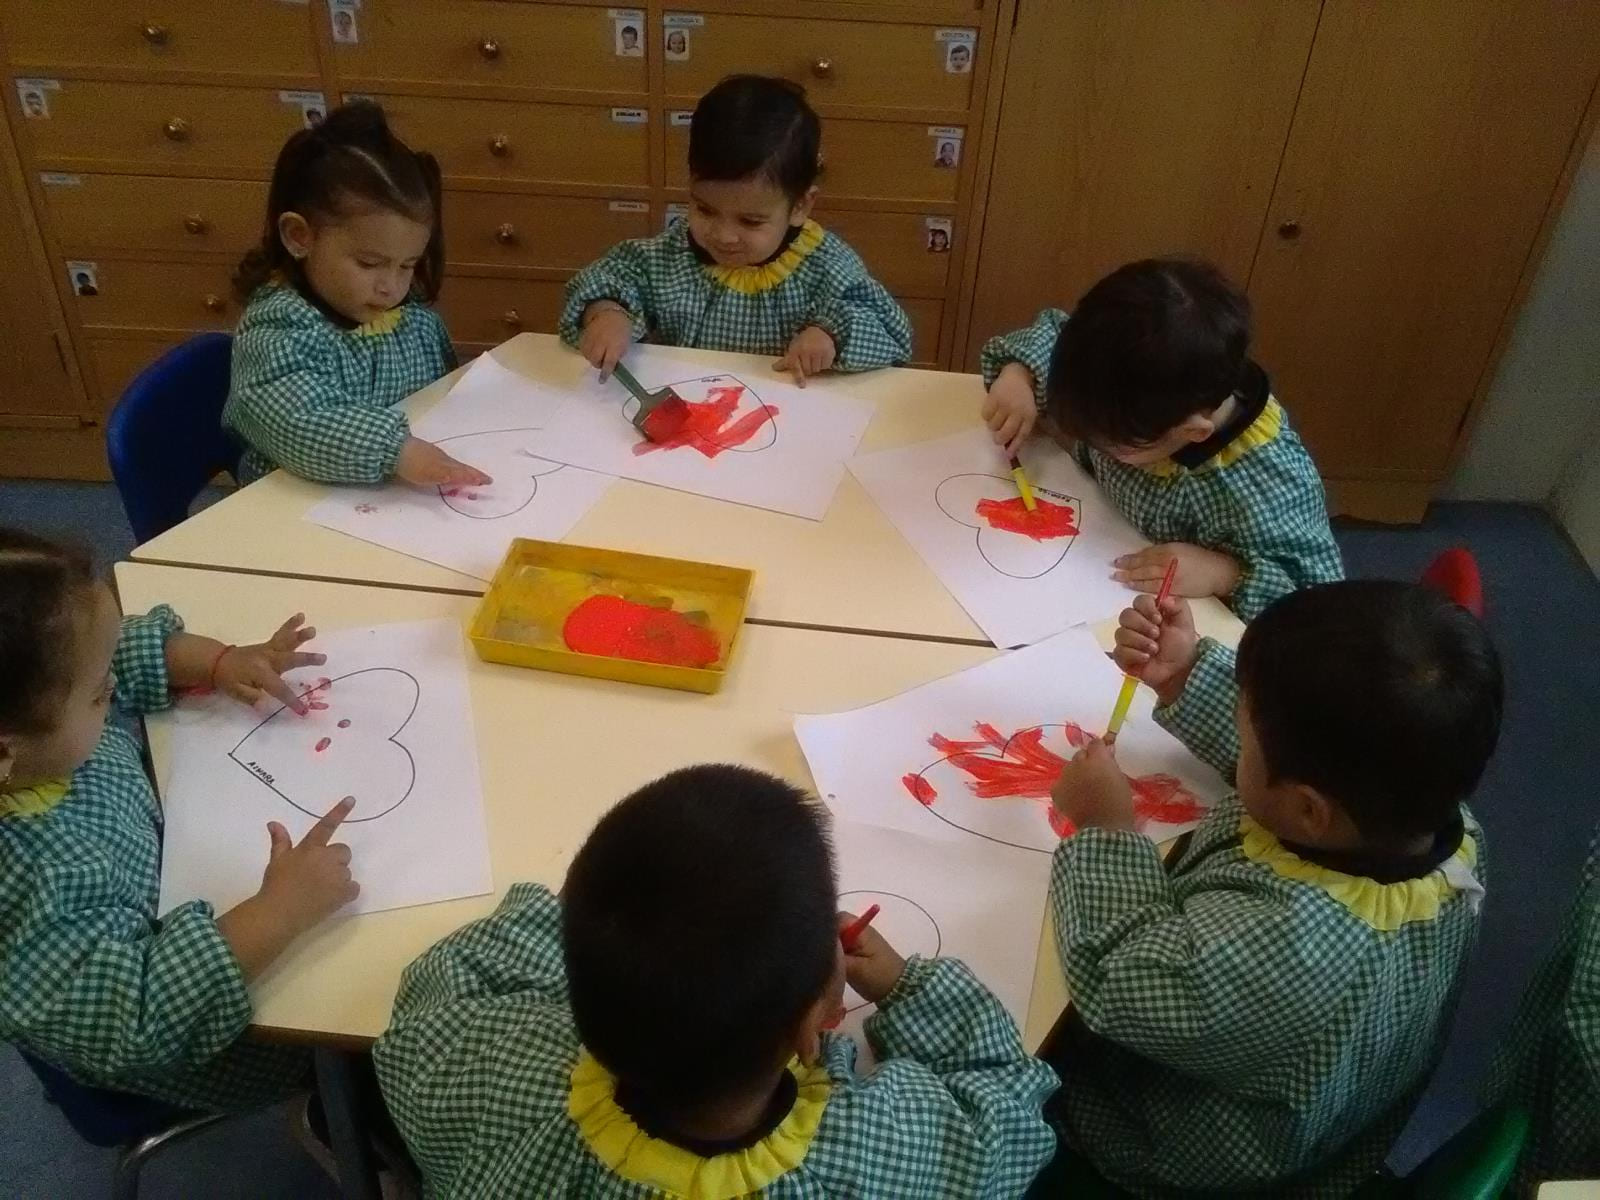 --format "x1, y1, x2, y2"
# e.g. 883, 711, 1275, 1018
204, 643, 236, 692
